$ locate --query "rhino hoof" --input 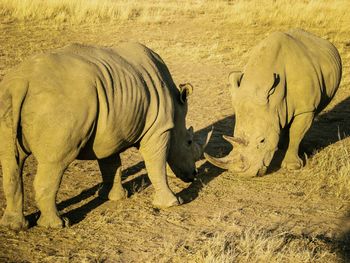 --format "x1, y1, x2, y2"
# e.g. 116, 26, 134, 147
0, 213, 29, 230
282, 158, 303, 170
153, 192, 180, 208
108, 188, 128, 201
37, 214, 65, 228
